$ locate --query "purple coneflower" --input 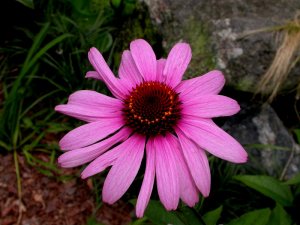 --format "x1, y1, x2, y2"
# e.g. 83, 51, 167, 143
55, 39, 247, 217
